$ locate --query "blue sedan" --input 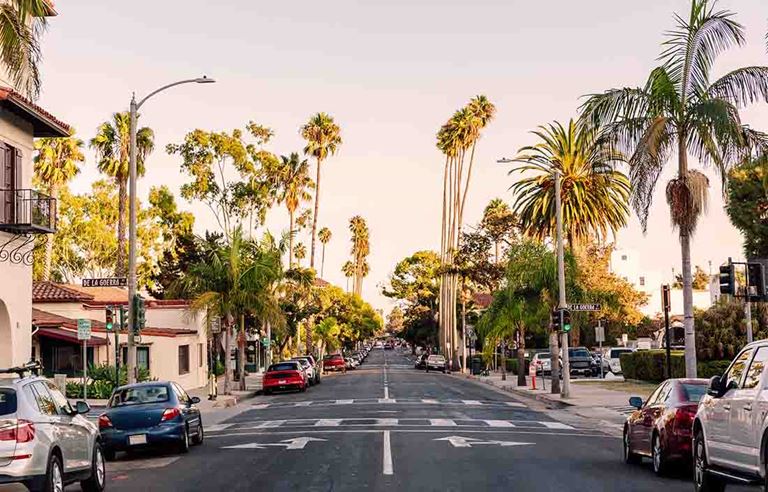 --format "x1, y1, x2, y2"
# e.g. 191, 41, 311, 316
98, 381, 204, 460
